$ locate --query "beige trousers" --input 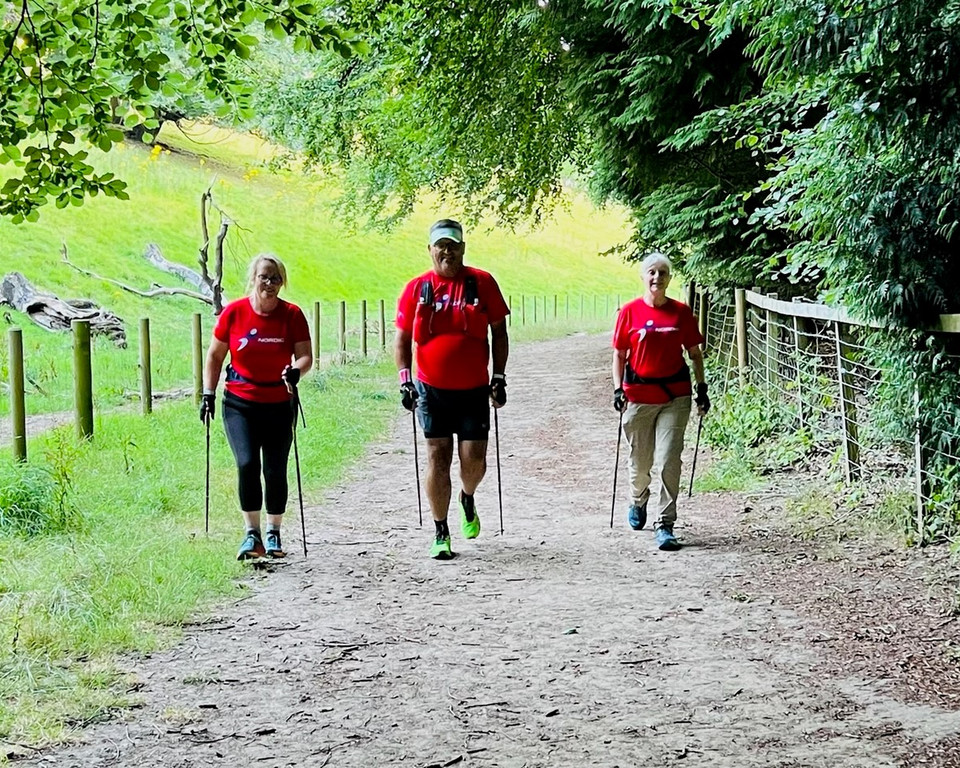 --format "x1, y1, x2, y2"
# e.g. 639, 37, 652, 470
621, 396, 692, 529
